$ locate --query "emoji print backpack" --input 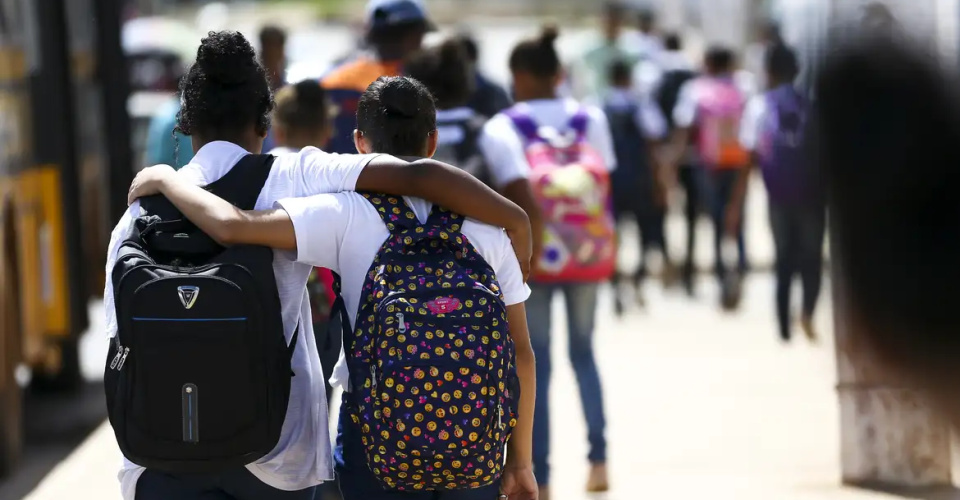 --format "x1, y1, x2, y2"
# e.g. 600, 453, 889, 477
506, 104, 616, 283
345, 193, 520, 491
